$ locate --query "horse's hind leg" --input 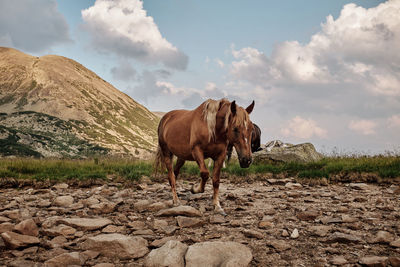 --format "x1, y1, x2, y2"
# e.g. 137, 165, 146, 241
174, 158, 185, 179
163, 151, 180, 206
191, 146, 209, 194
